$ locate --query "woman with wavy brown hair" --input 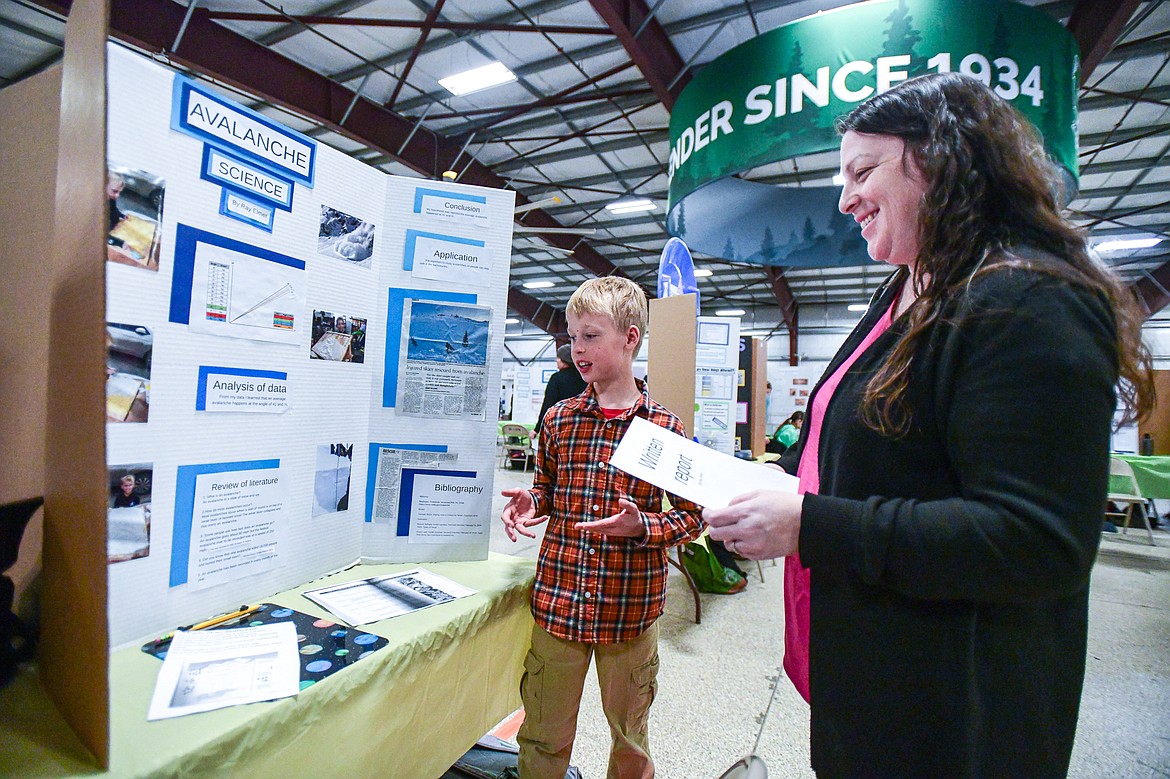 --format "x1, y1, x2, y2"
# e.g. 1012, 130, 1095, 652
706, 72, 1152, 778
